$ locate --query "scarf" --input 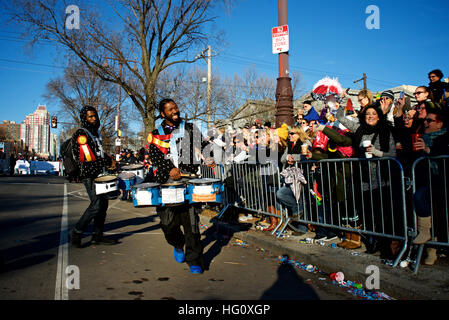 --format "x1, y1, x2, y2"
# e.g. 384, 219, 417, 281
423, 128, 447, 148
353, 106, 391, 154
